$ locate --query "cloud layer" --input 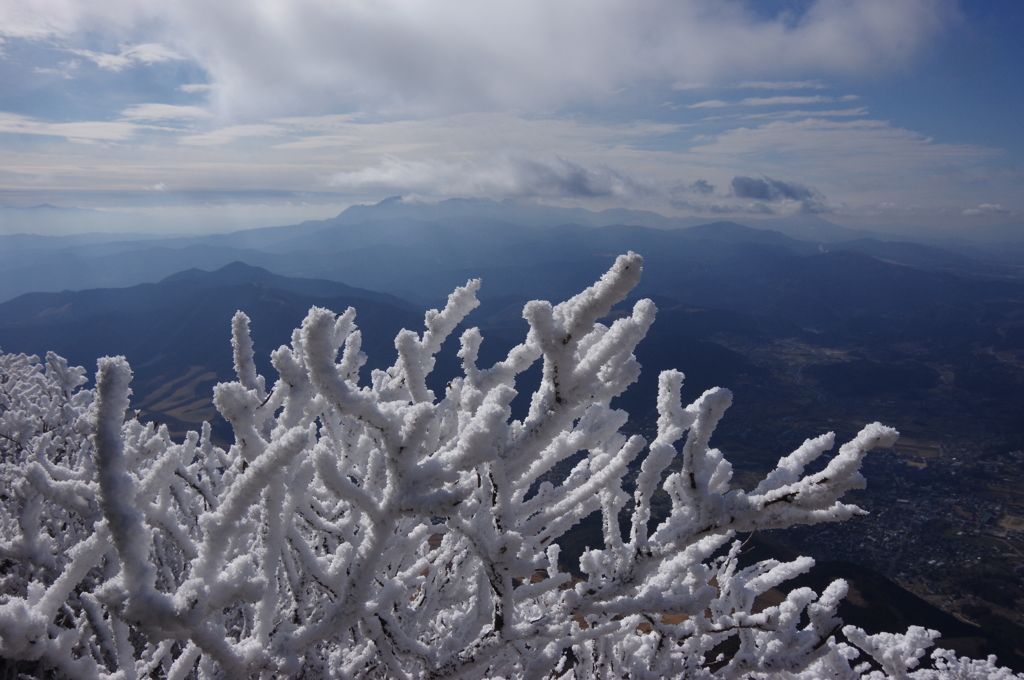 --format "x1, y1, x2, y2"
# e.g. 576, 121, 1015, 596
0, 0, 956, 116
328, 153, 655, 200
1, 0, 1019, 234
731, 176, 817, 202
